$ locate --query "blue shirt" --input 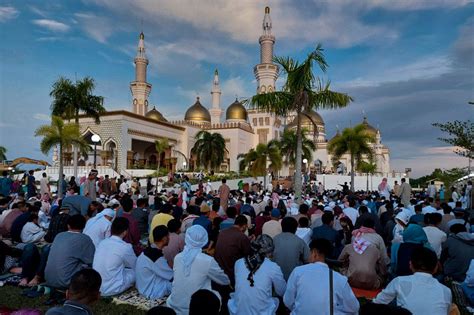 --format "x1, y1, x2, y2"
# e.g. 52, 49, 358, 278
193, 215, 212, 234
0, 177, 12, 196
